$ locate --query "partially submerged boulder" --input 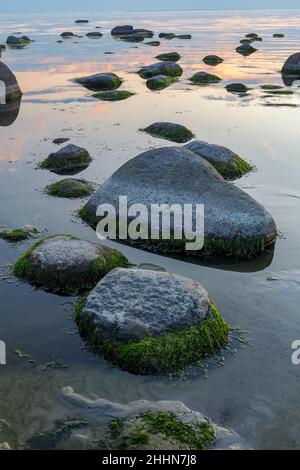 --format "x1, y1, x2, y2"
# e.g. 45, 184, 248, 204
111, 26, 154, 41
60, 32, 75, 38
74, 72, 122, 91
0, 225, 38, 242
146, 75, 176, 91
159, 32, 177, 40
92, 90, 134, 101
282, 52, 300, 75
46, 178, 95, 198
203, 55, 224, 66
41, 144, 92, 175
75, 20, 89, 24
142, 122, 194, 143
61, 387, 248, 450
226, 83, 249, 93
138, 62, 183, 79
236, 44, 257, 56
13, 235, 128, 295
189, 71, 222, 84
53, 137, 70, 145
185, 140, 252, 179
111, 26, 134, 36
156, 52, 181, 62
6, 35, 31, 46
145, 41, 160, 46
75, 267, 229, 374
0, 98, 21, 127
80, 146, 276, 259
86, 32, 103, 38
0, 61, 22, 102
273, 33, 284, 38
